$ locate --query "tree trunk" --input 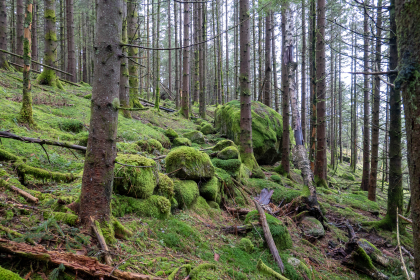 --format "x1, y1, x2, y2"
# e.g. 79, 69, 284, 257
38, 0, 62, 89
168, 0, 171, 92
120, 1, 130, 119
154, 0, 160, 110
395, 0, 420, 276
252, 0, 257, 101
272, 12, 279, 113
217, 0, 224, 105
361, 0, 370, 191
128, 1, 142, 108
82, 13, 87, 83
193, 1, 199, 104
301, 0, 306, 143
146, 0, 150, 101
174, 1, 179, 109
309, 0, 316, 172
234, 1, 239, 100
30, 0, 37, 71
225, 0, 229, 102
263, 13, 271, 107
80, 0, 122, 225
368, 0, 382, 202
0, 0, 9, 69
338, 45, 342, 162
284, 6, 318, 205
280, 9, 290, 175
180, 1, 190, 118
20, 0, 34, 125
65, 0, 75, 82
16, 0, 24, 63
199, 2, 206, 118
